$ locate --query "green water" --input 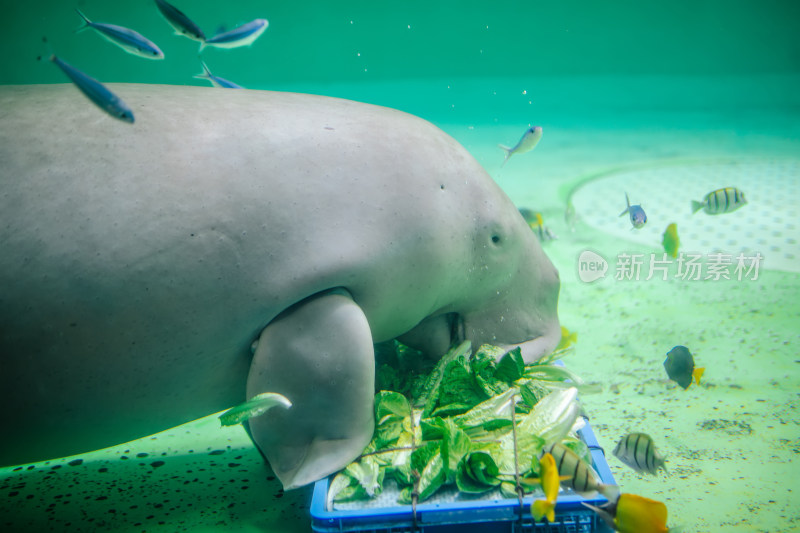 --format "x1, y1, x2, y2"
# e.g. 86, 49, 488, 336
2, 0, 800, 84
1, 1, 799, 532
